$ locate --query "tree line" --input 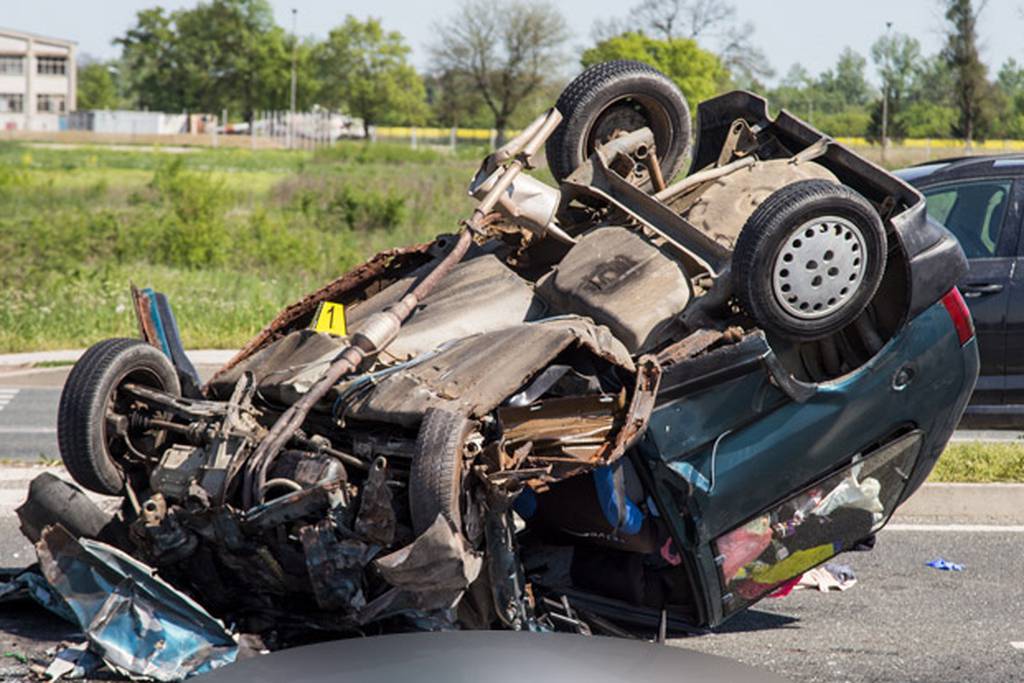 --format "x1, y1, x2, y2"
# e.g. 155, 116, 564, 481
77, 0, 1021, 143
